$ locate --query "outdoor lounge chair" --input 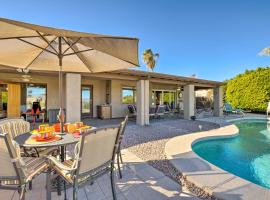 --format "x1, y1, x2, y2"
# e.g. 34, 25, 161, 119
0, 132, 48, 200
223, 103, 245, 116
164, 104, 174, 117
149, 106, 156, 118
156, 105, 165, 118
46, 126, 121, 200
116, 116, 128, 179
